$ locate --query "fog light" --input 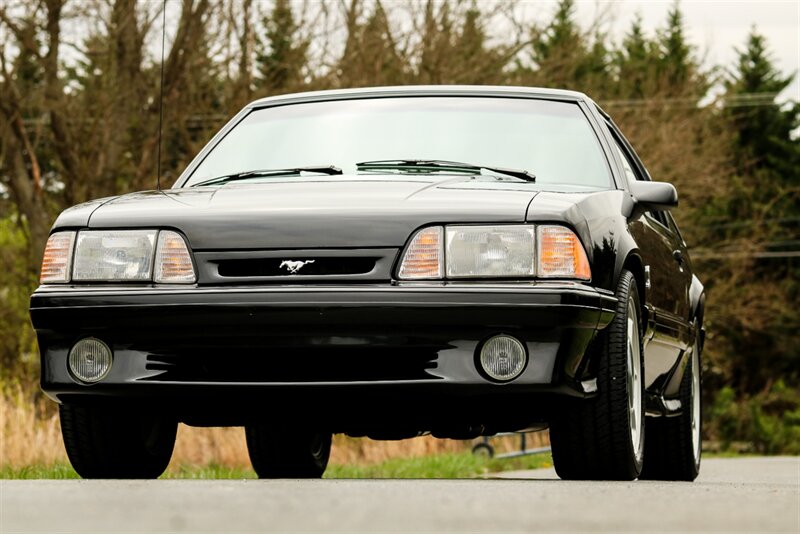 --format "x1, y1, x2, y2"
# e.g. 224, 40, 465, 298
68, 338, 113, 383
479, 335, 527, 382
